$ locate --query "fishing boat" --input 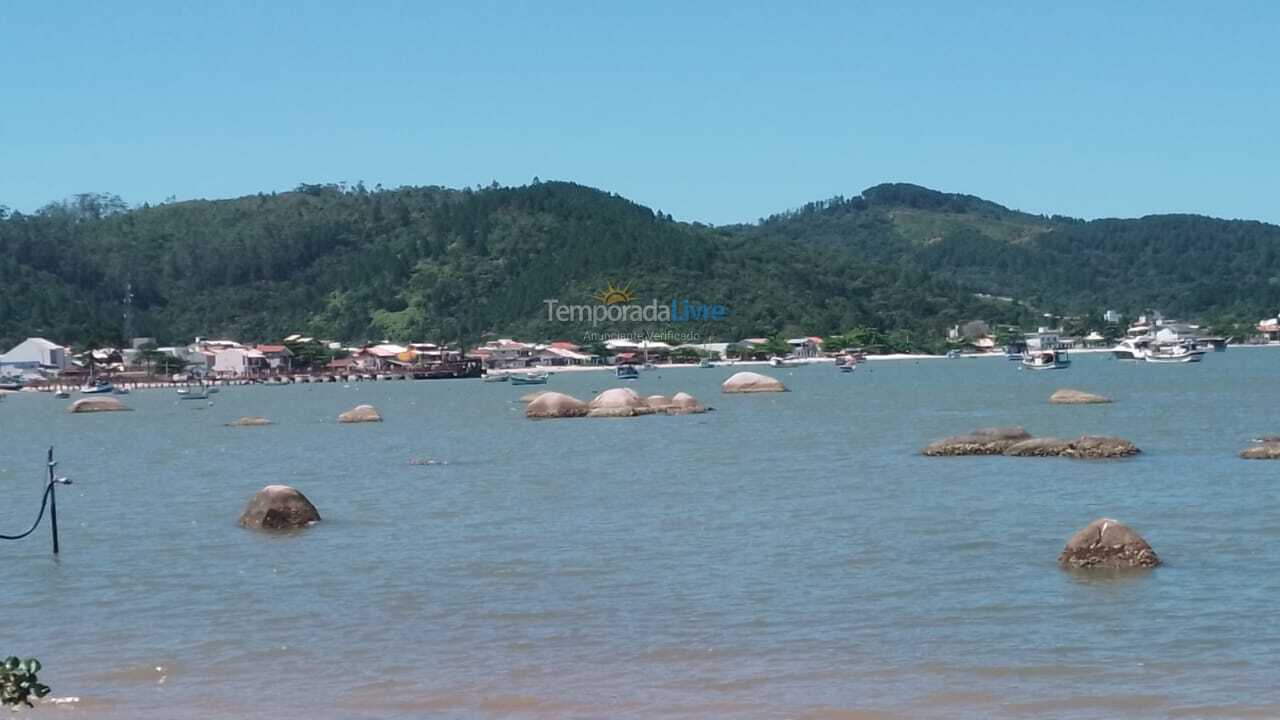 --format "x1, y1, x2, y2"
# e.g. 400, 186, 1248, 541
0, 374, 24, 391
698, 358, 714, 368
615, 364, 639, 380
481, 372, 509, 383
768, 356, 793, 368
509, 370, 549, 386
1020, 348, 1070, 370
1144, 342, 1205, 363
945, 349, 963, 359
